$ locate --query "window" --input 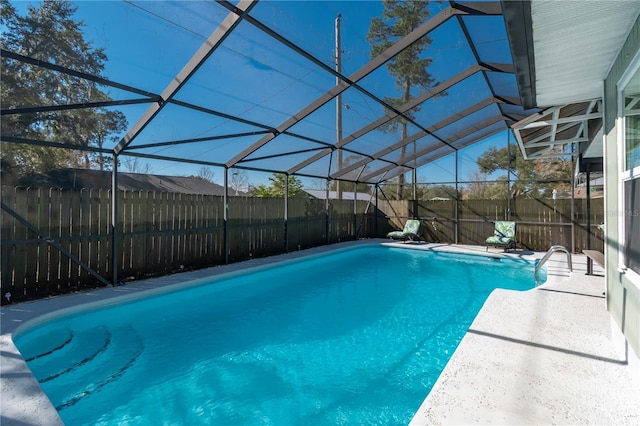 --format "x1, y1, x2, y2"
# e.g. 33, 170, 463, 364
624, 67, 640, 170
620, 54, 640, 278
624, 179, 640, 275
